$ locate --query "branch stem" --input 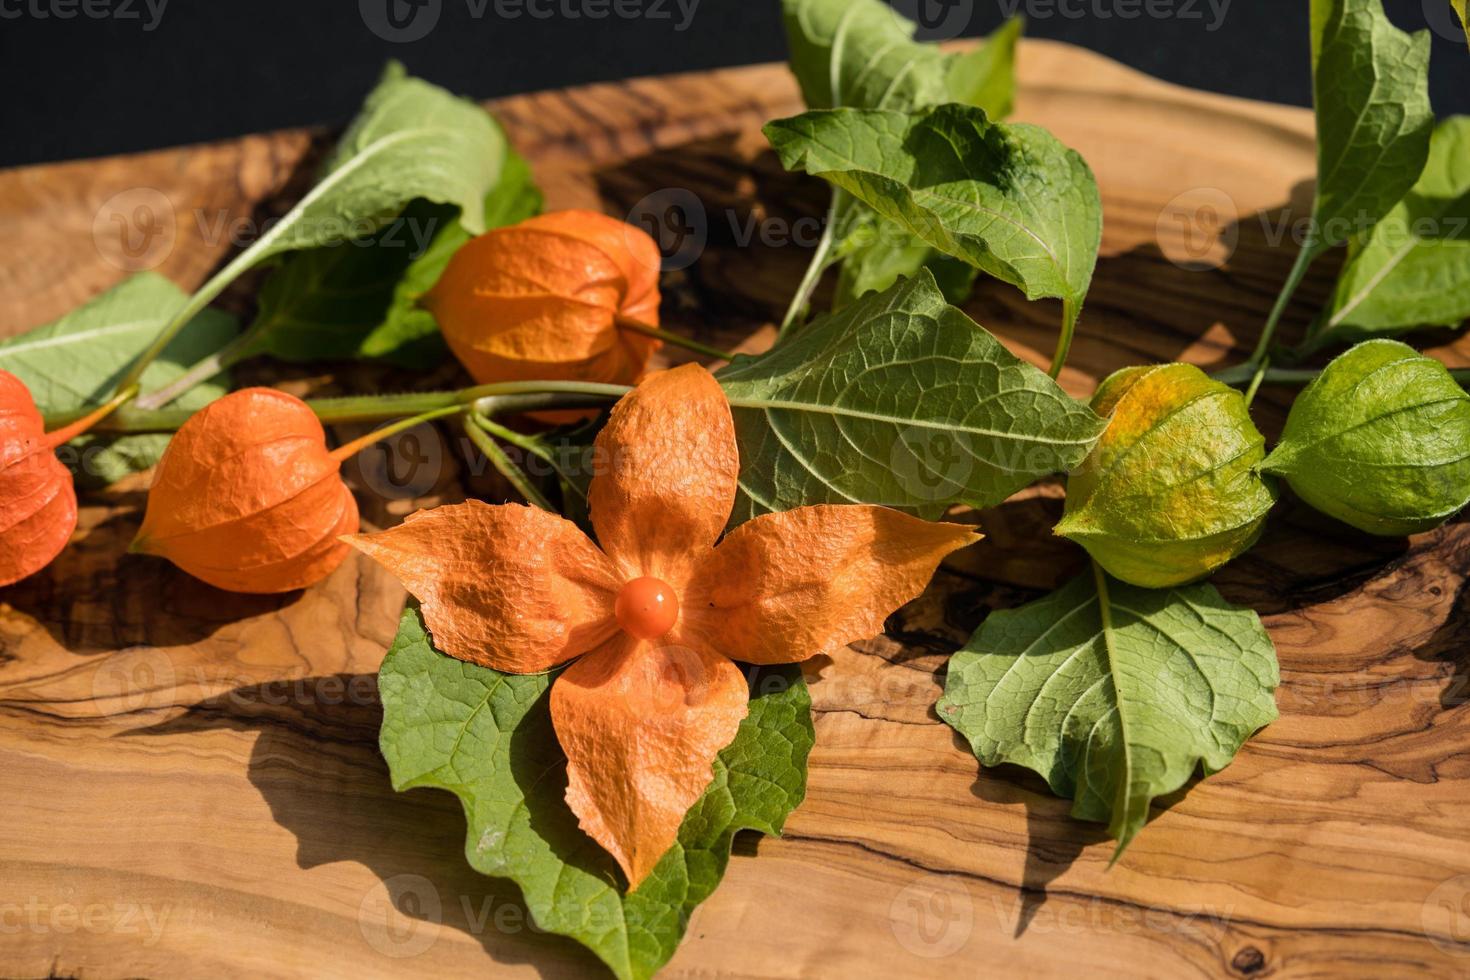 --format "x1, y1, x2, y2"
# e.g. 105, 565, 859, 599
1247, 241, 1320, 367
57, 381, 630, 435
616, 317, 736, 361
777, 189, 841, 339
462, 414, 554, 511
